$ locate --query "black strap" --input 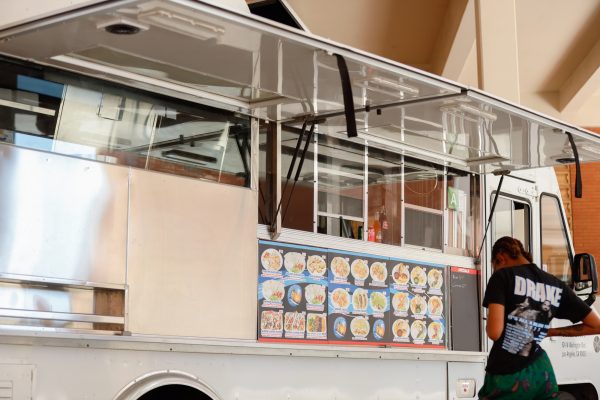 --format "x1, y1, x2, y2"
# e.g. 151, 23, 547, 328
270, 122, 316, 231
566, 131, 582, 198
335, 54, 358, 138
287, 119, 308, 180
